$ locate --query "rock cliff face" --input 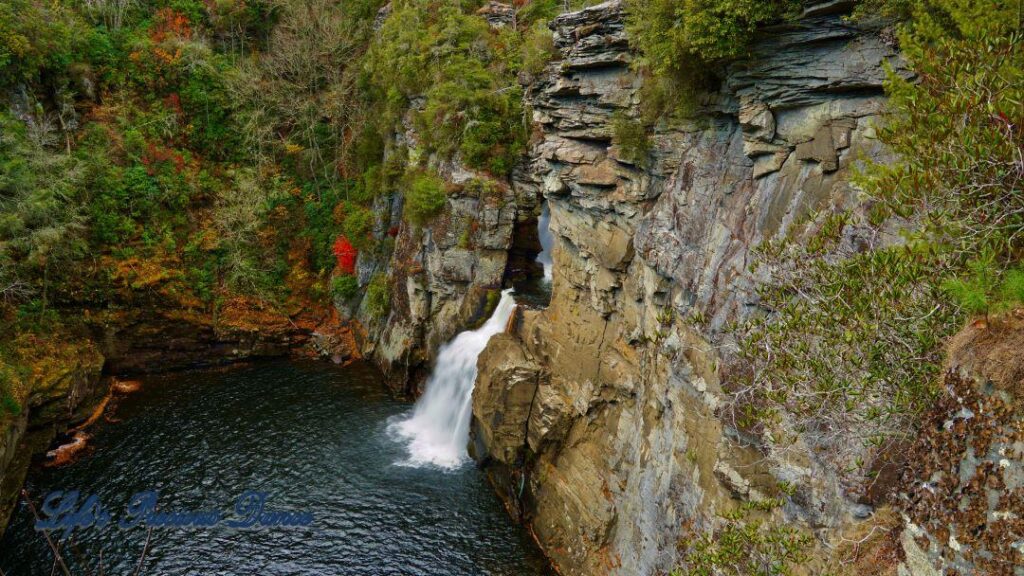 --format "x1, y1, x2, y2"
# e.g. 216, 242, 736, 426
357, 104, 538, 396
467, 2, 914, 574
91, 304, 316, 374
0, 340, 104, 535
